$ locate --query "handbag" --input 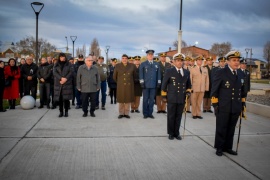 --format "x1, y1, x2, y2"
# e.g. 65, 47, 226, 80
5, 77, 12, 87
